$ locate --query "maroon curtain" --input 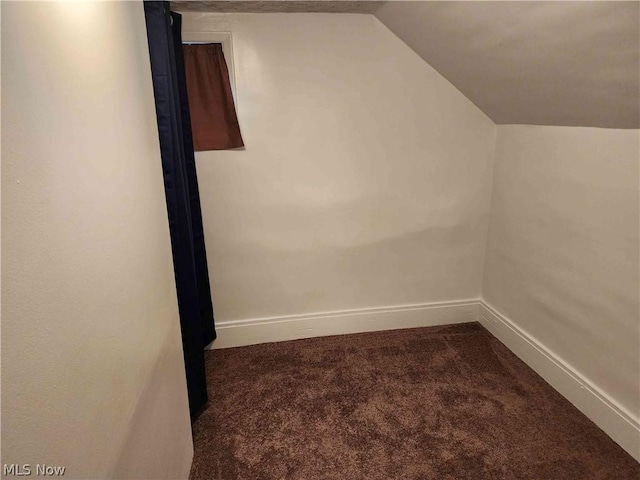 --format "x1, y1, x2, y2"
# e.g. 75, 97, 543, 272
183, 44, 244, 151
